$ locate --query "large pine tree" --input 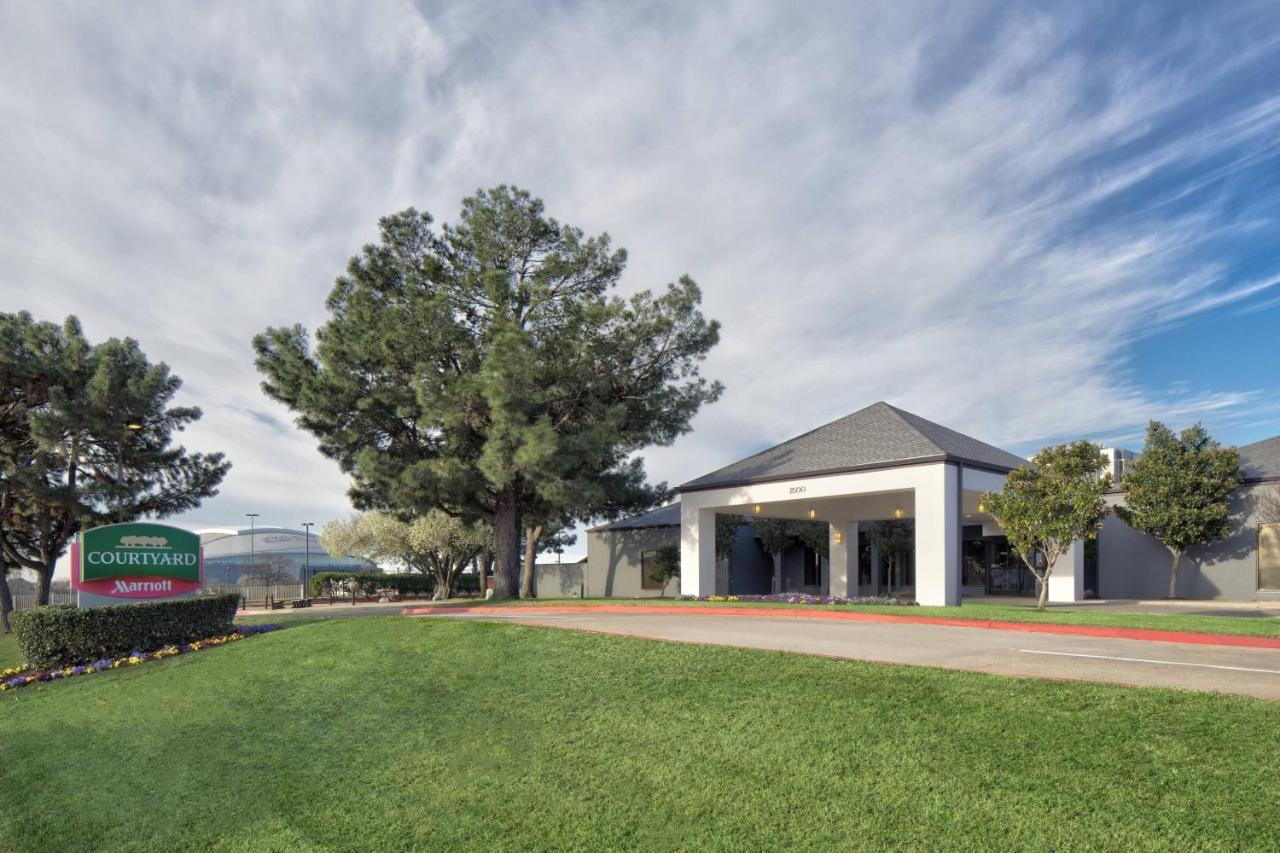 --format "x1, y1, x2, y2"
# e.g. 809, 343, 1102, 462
254, 186, 721, 598
0, 312, 229, 626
